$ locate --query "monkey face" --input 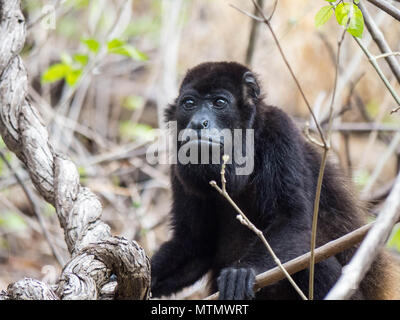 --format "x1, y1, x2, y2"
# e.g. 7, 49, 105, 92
164, 62, 259, 195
